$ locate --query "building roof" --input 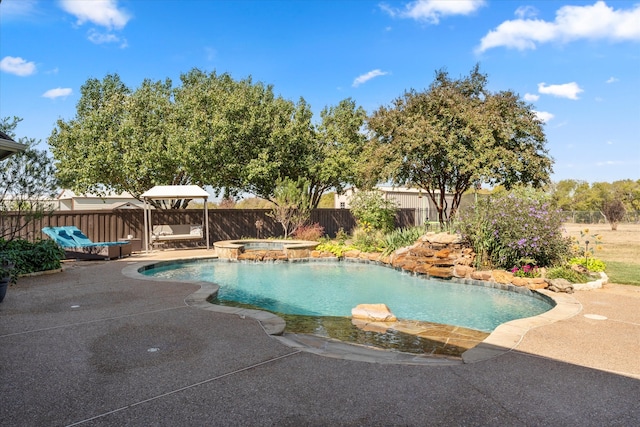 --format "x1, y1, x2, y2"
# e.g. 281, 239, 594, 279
0, 130, 28, 161
140, 185, 209, 200
57, 189, 138, 200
